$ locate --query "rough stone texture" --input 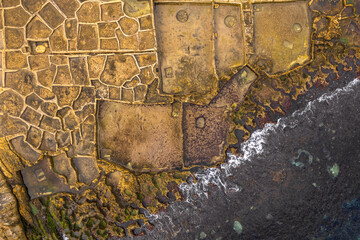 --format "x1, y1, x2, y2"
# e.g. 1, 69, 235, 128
50, 25, 67, 52
35, 86, 55, 100
101, 2, 123, 21
54, 65, 72, 85
135, 53, 157, 67
25, 93, 43, 110
26, 126, 42, 148
100, 38, 119, 50
5, 28, 24, 49
26, 16, 52, 39
22, 0, 47, 14
138, 31, 155, 50
5, 70, 35, 95
52, 86, 80, 107
121, 88, 133, 102
56, 131, 71, 148
65, 19, 77, 39
4, 6, 30, 27
52, 153, 77, 185
122, 0, 151, 18
0, 170, 27, 240
183, 104, 230, 166
5, 51, 28, 69
77, 2, 100, 23
98, 101, 183, 172
63, 111, 79, 130
10, 136, 40, 163
53, 0, 80, 18
0, 115, 28, 137
0, 90, 24, 117
39, 131, 57, 152
73, 87, 94, 110
140, 15, 153, 30
72, 156, 99, 185
78, 24, 98, 50
88, 55, 106, 78
101, 54, 140, 86
117, 31, 138, 49
119, 17, 139, 35
20, 107, 42, 125
41, 102, 57, 117
21, 157, 73, 199
98, 22, 118, 37
39, 115, 61, 133
139, 66, 154, 85
29, 55, 50, 71
134, 85, 147, 102
37, 66, 56, 87
69, 57, 89, 85
39, 3, 65, 29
